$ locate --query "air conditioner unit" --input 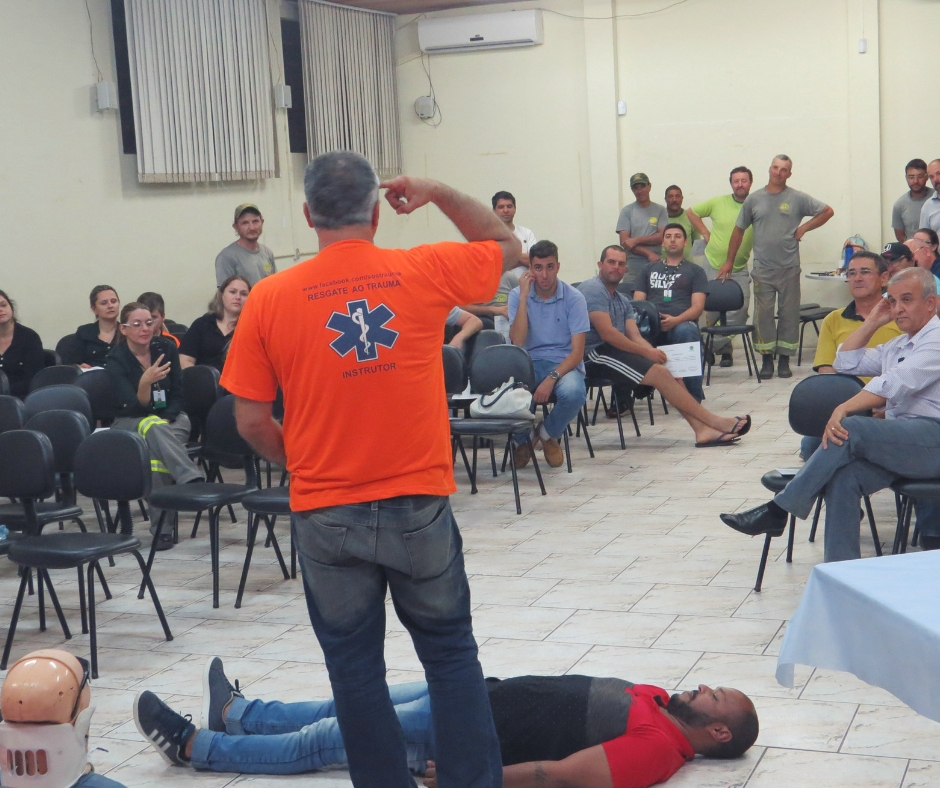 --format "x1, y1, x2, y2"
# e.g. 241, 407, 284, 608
418, 10, 543, 54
